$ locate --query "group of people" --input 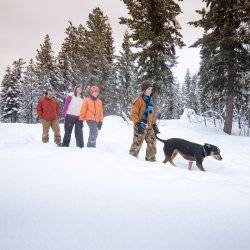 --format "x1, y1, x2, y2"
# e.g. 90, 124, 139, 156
37, 85, 103, 149
36, 82, 160, 162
